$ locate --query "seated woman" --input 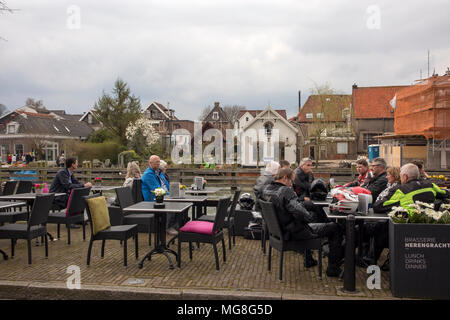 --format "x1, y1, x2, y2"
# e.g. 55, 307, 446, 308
123, 161, 142, 188
363, 166, 401, 269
